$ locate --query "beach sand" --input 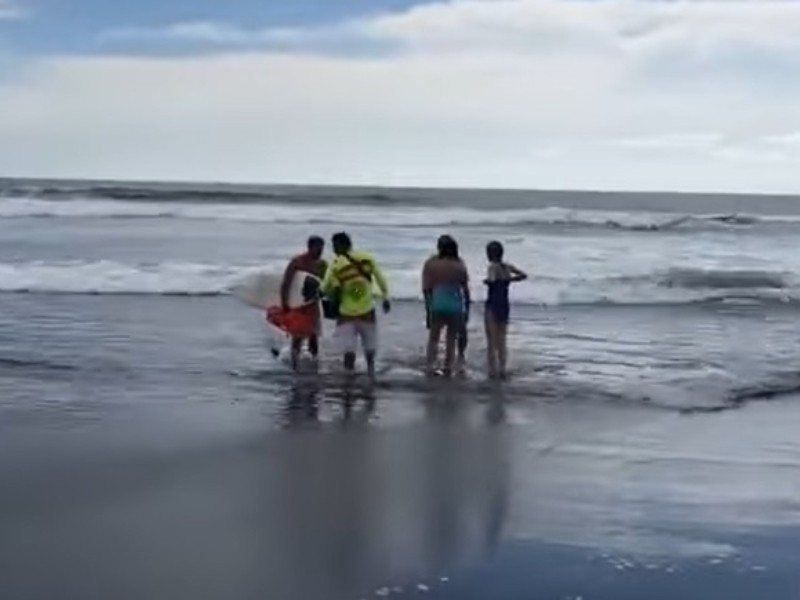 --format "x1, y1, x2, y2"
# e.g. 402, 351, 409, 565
2, 343, 799, 599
